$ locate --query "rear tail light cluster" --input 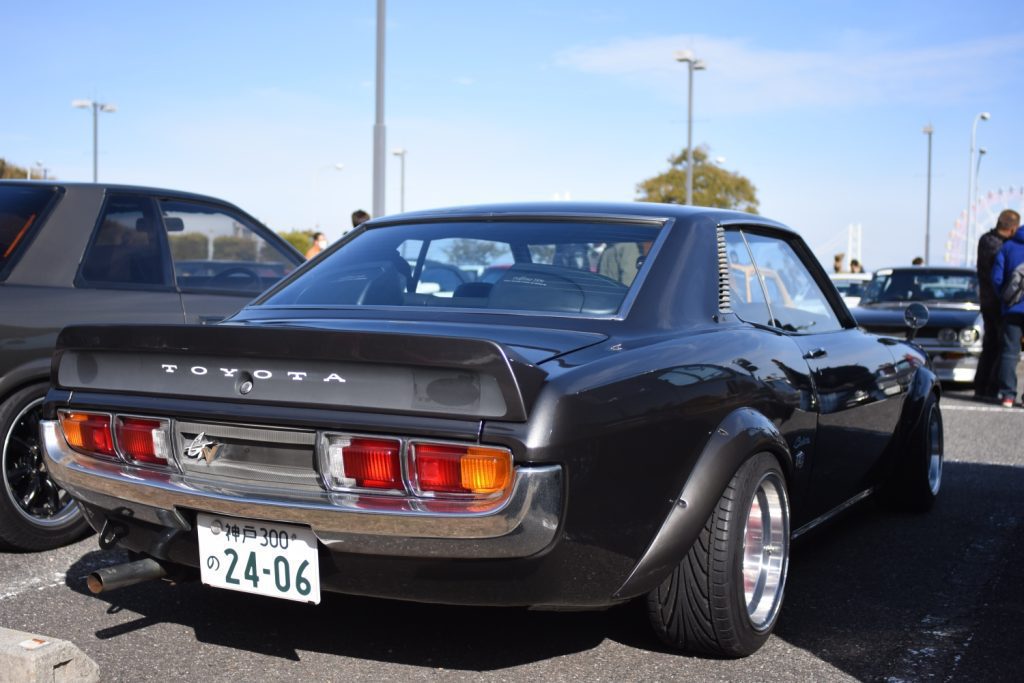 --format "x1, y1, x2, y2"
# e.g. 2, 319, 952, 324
59, 410, 172, 467
58, 412, 515, 500
319, 433, 513, 499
